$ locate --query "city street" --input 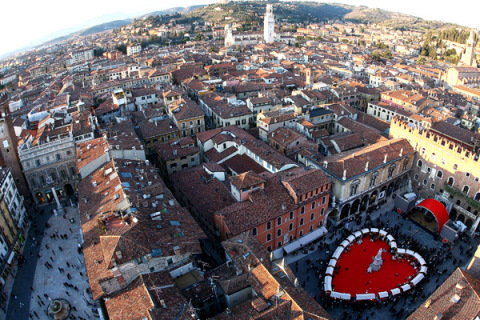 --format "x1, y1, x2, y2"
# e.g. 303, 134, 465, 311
5, 203, 55, 319
6, 204, 96, 320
